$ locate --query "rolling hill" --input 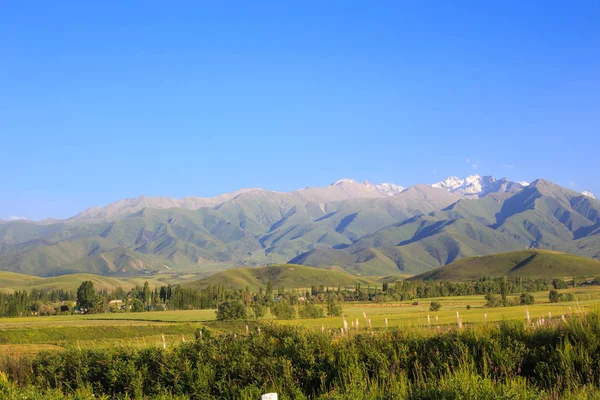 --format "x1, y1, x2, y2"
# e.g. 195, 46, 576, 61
185, 264, 379, 290
409, 250, 600, 281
